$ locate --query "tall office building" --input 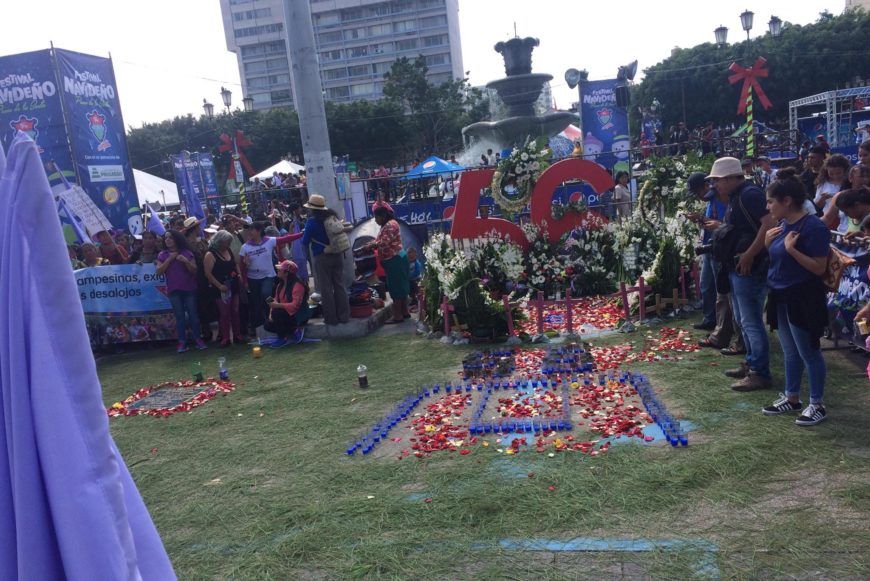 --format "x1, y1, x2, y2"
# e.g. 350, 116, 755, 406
219, 0, 464, 110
